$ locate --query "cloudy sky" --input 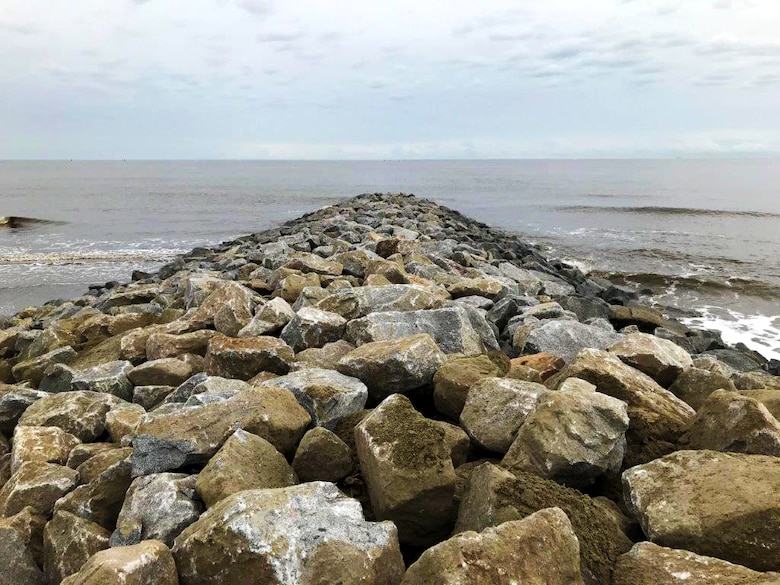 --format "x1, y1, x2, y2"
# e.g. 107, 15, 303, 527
1, 0, 779, 159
